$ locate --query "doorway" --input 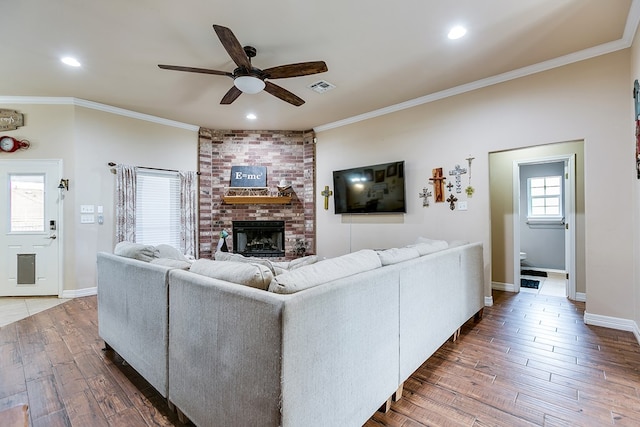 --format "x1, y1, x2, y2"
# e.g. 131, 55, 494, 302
0, 159, 63, 296
512, 154, 576, 299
